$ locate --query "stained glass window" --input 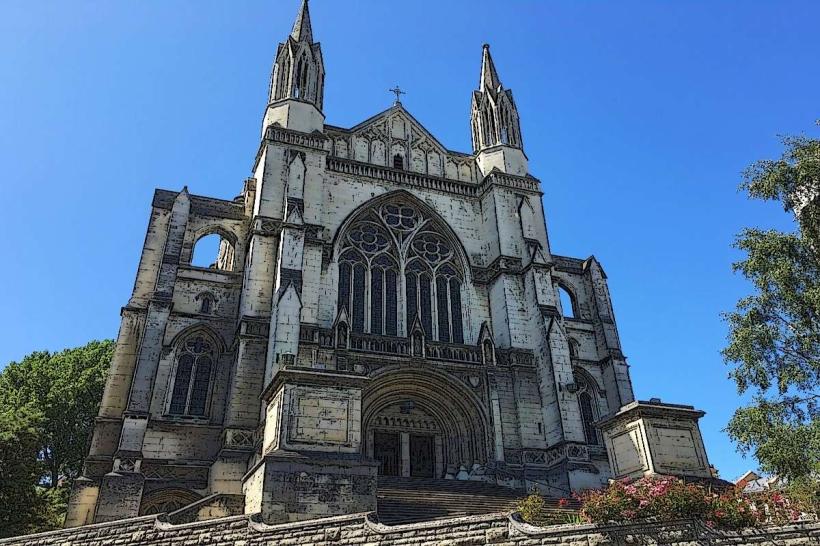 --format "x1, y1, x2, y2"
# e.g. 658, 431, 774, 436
352, 263, 366, 333
338, 262, 351, 312
436, 276, 450, 342
406, 272, 417, 327
385, 269, 398, 336
337, 200, 465, 343
169, 334, 215, 417
419, 274, 433, 338
579, 392, 599, 445
449, 278, 463, 344
370, 268, 383, 335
